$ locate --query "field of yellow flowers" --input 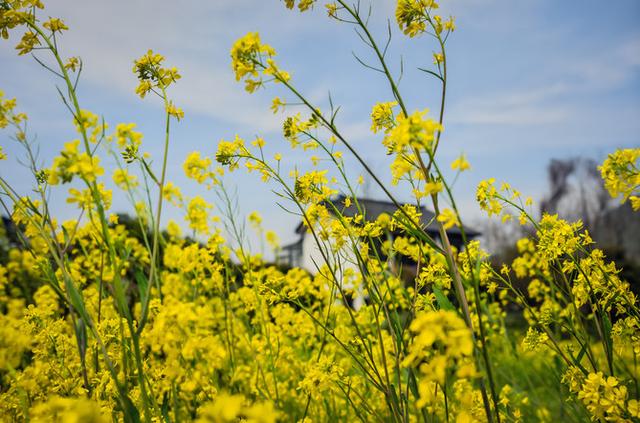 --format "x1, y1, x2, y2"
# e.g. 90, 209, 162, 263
1, 0, 639, 422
